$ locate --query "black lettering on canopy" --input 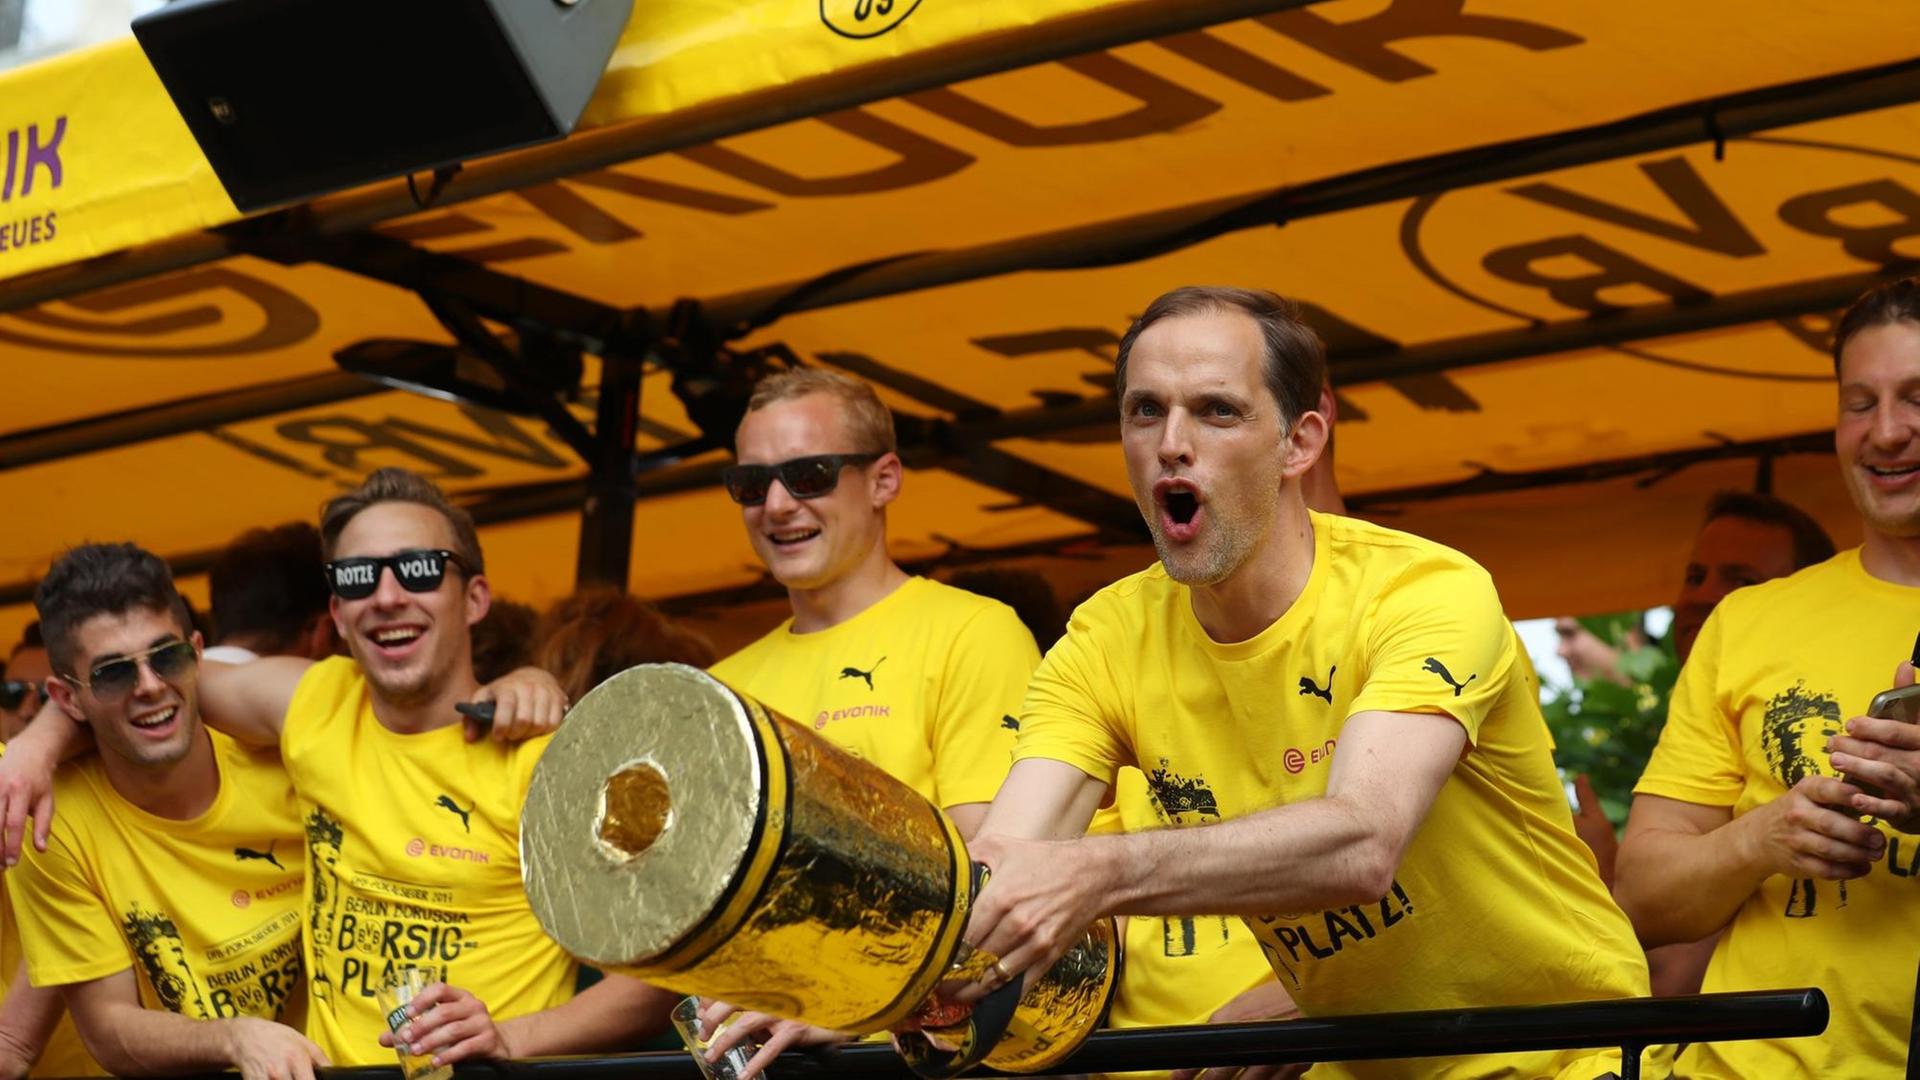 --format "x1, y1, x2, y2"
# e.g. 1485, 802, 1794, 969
1507, 157, 1766, 258
1264, 0, 1584, 83
0, 268, 320, 358
1778, 179, 1920, 266
275, 407, 569, 480
1154, 29, 1331, 103
680, 108, 973, 197
1480, 235, 1710, 314
909, 53, 1220, 148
